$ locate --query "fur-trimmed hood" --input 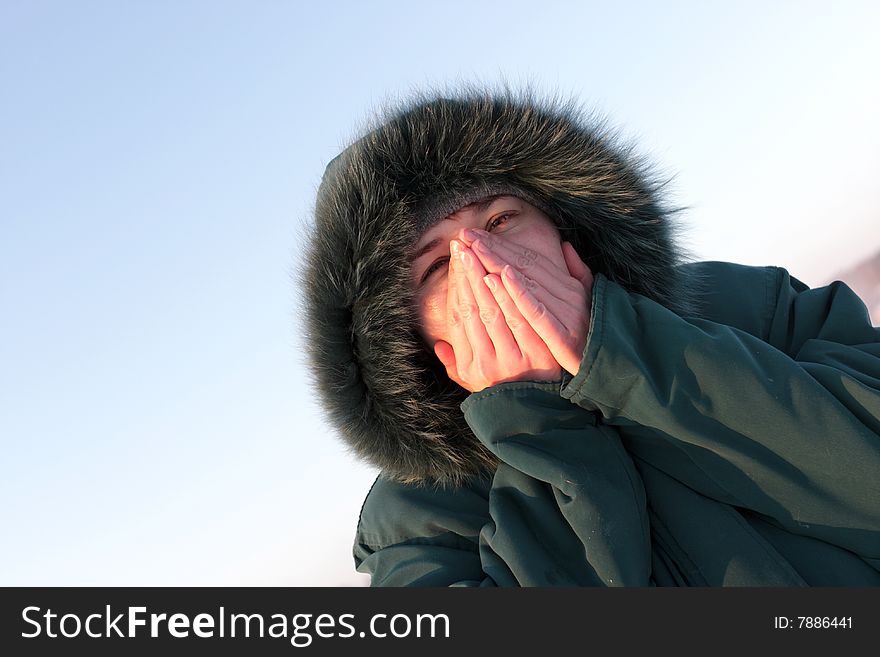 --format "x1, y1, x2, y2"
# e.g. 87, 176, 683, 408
302, 87, 699, 488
